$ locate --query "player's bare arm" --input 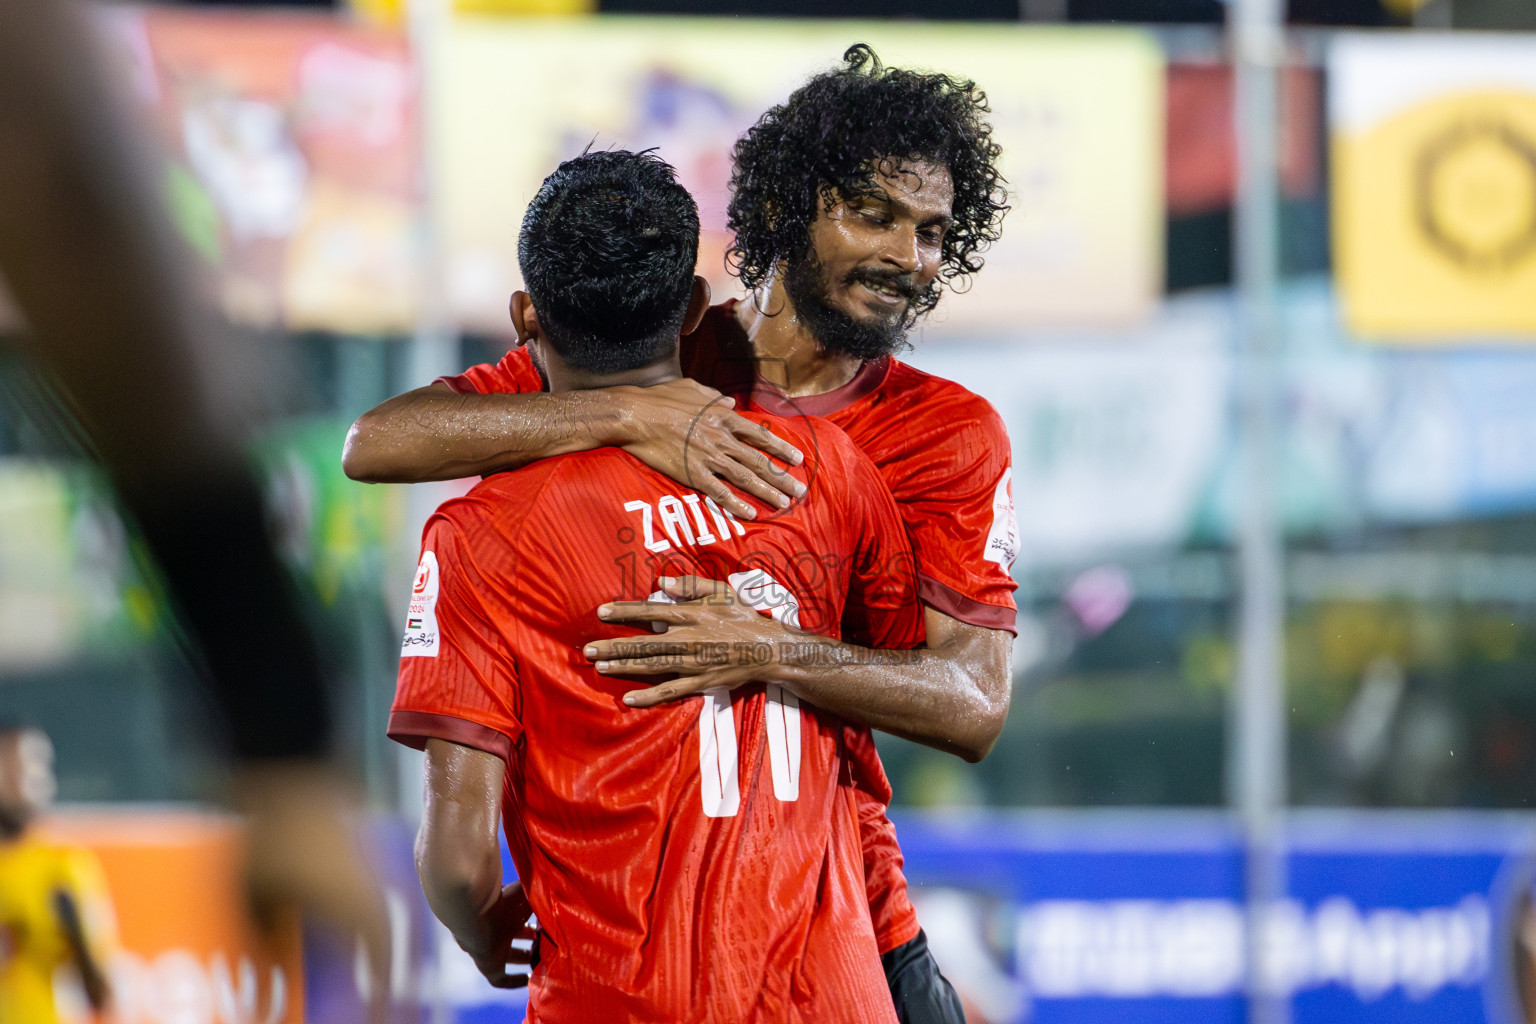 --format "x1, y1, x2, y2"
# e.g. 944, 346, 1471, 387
586, 576, 1012, 764
342, 376, 803, 520
416, 738, 533, 989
